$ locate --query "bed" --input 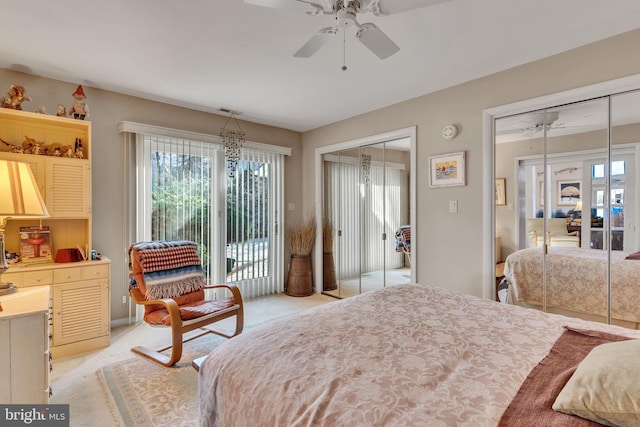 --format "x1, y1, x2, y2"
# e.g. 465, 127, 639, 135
198, 284, 640, 426
503, 246, 640, 328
